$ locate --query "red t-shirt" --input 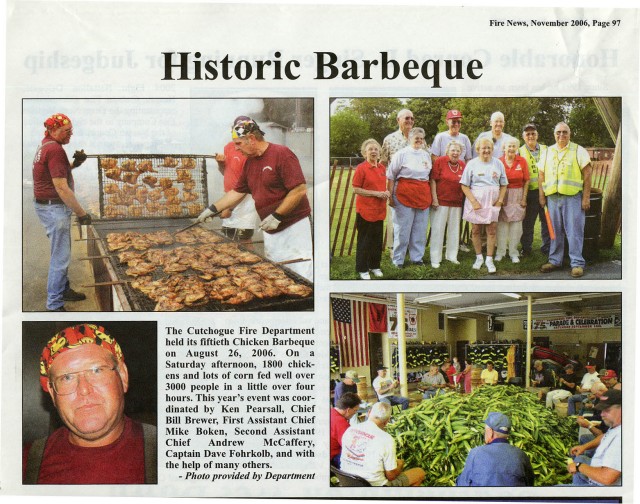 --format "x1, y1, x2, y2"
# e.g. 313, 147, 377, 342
32, 137, 73, 199
23, 416, 147, 484
222, 141, 247, 192
330, 408, 351, 461
352, 160, 387, 222
234, 143, 311, 233
499, 155, 530, 189
431, 156, 467, 207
